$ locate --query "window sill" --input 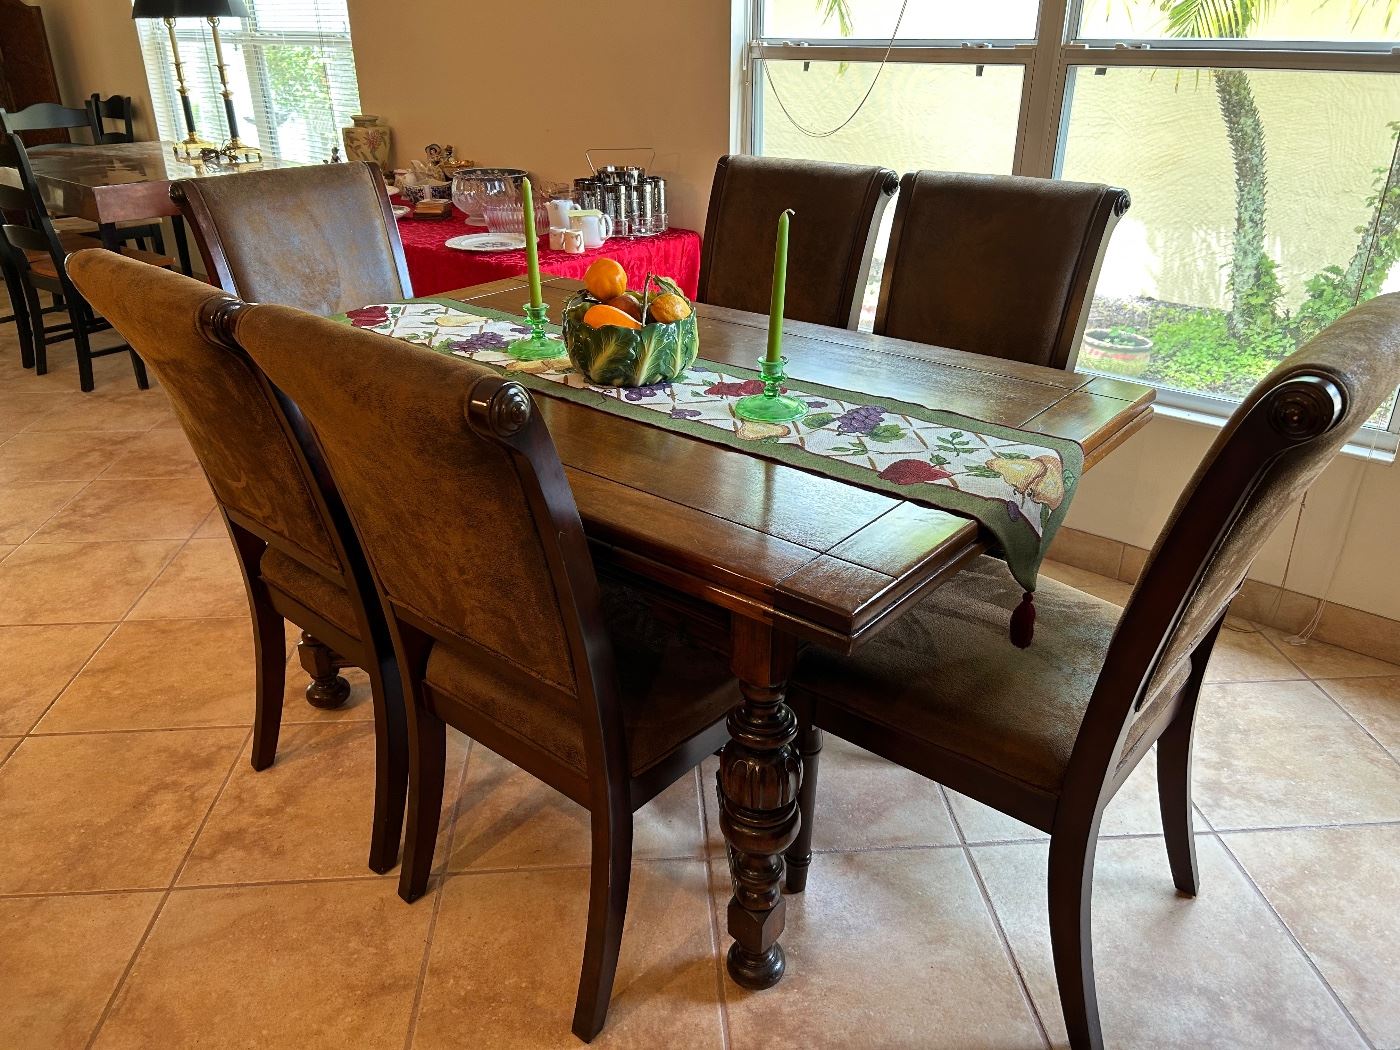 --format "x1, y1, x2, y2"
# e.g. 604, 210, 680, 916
1148, 395, 1399, 464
